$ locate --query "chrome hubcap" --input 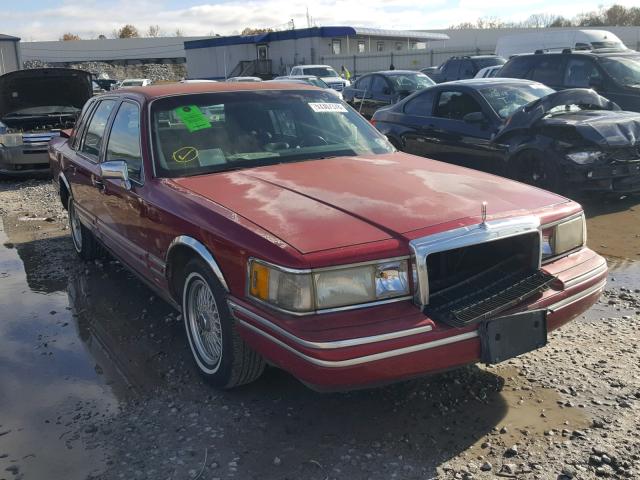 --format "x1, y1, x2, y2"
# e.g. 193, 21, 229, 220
186, 276, 223, 368
69, 201, 82, 250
